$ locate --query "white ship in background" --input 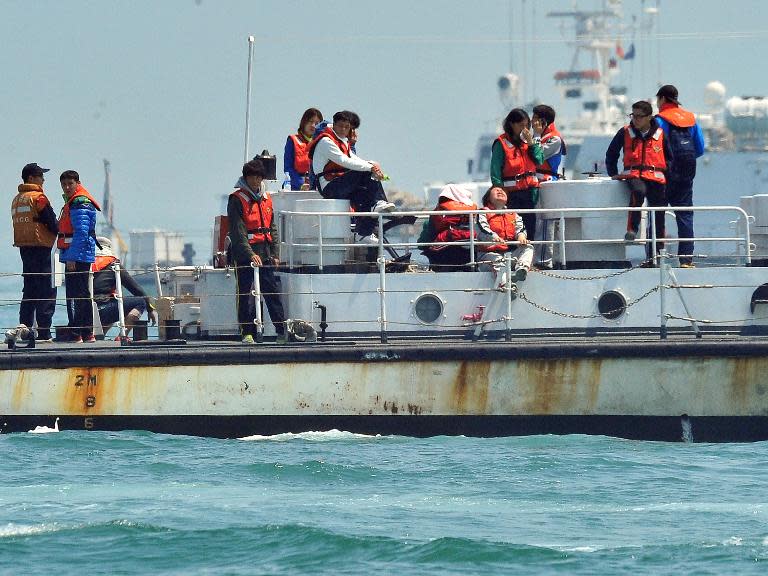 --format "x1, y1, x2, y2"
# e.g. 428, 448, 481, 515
427, 0, 768, 259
